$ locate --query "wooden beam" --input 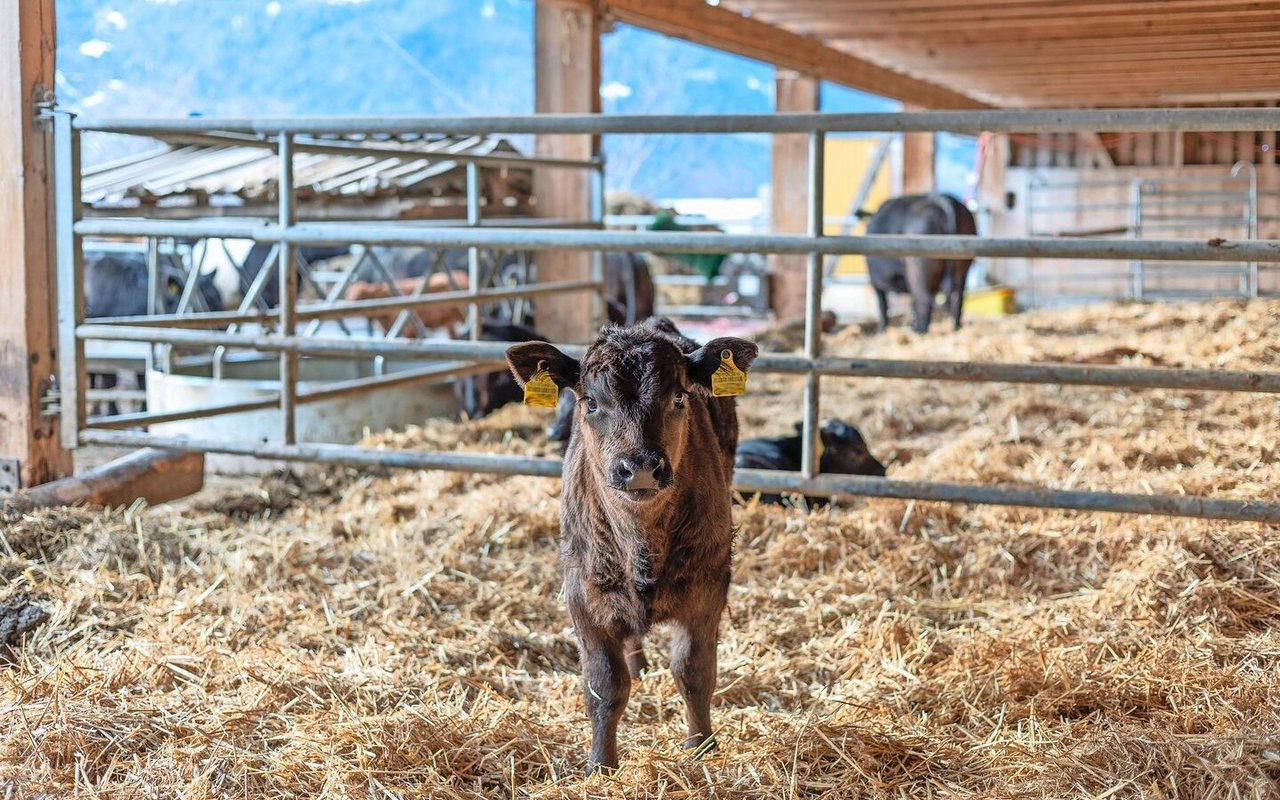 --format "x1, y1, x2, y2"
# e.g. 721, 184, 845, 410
769, 71, 819, 323
901, 106, 935, 195
570, 0, 986, 109
0, 0, 70, 489
533, 1, 600, 344
7, 448, 204, 510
